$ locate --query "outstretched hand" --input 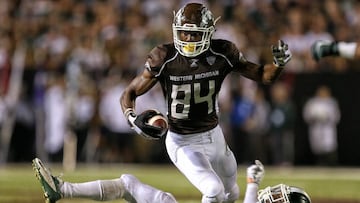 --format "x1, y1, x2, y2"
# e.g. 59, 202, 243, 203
272, 40, 292, 67
247, 160, 265, 185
